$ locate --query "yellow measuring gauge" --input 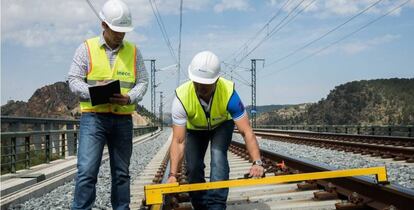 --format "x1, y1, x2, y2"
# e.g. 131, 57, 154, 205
144, 166, 387, 205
